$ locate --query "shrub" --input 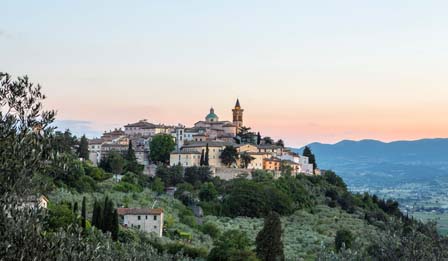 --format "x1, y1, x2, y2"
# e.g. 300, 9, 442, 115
47, 202, 76, 230
165, 242, 208, 258
199, 182, 218, 202
201, 222, 221, 239
323, 171, 347, 189
335, 229, 353, 252
180, 215, 197, 228
199, 201, 222, 216
208, 230, 258, 261
337, 192, 355, 213
113, 181, 143, 193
